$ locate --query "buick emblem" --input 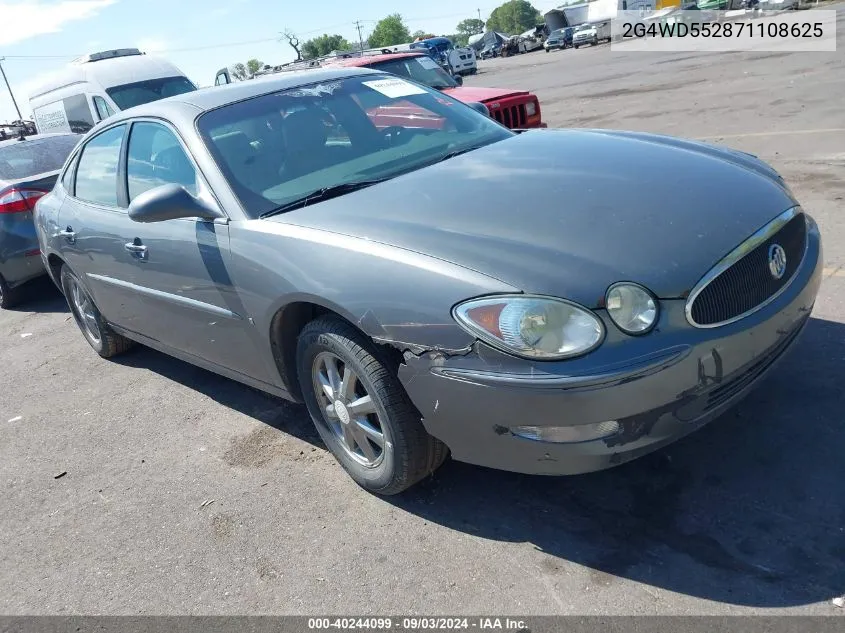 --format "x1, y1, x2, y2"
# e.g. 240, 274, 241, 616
768, 244, 787, 280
